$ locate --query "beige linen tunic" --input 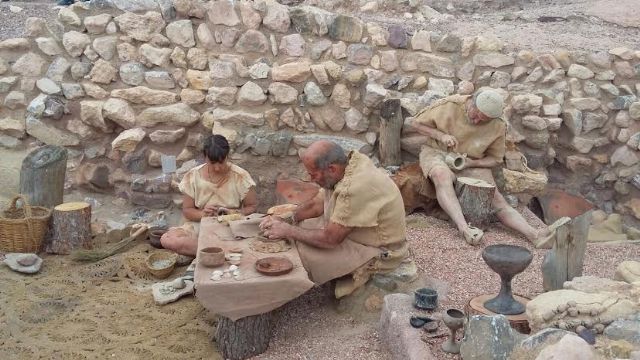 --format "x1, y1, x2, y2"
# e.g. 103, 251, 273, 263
415, 94, 507, 187
297, 151, 408, 296
175, 163, 256, 237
